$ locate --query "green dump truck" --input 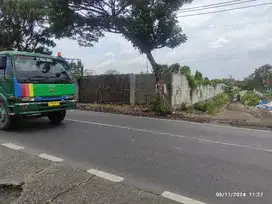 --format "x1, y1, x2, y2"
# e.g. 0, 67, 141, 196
0, 51, 77, 130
